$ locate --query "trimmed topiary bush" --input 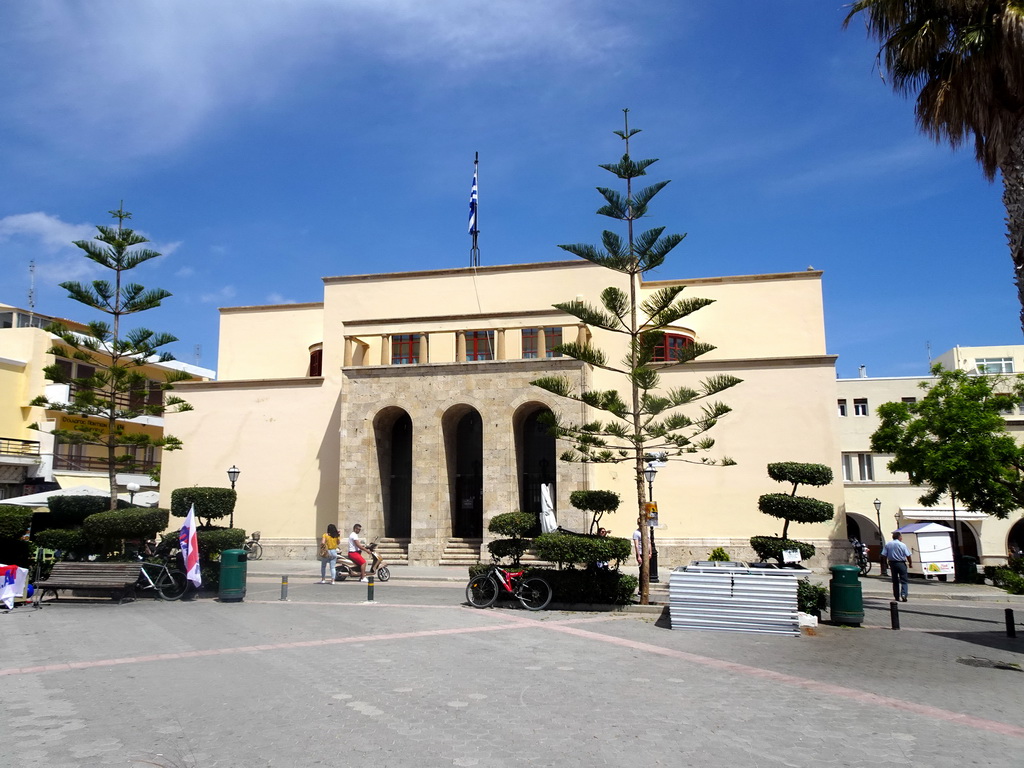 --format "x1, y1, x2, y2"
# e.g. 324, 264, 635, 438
533, 532, 631, 569
750, 536, 816, 564
0, 506, 34, 566
752, 461, 833, 565
33, 527, 90, 556
170, 487, 237, 526
568, 490, 621, 533
83, 507, 170, 544
487, 511, 535, 567
48, 495, 126, 527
